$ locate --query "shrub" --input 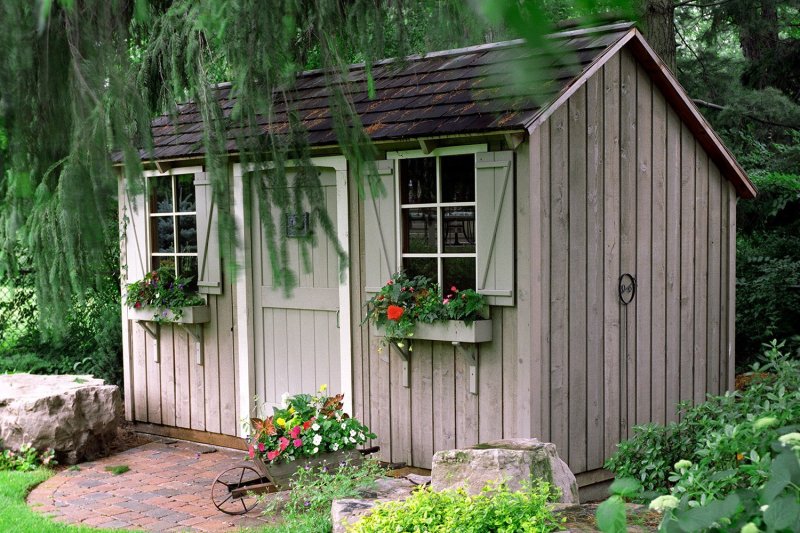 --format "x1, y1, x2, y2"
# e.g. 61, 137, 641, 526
350, 481, 562, 533
605, 340, 800, 494
262, 459, 383, 533
0, 443, 55, 472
